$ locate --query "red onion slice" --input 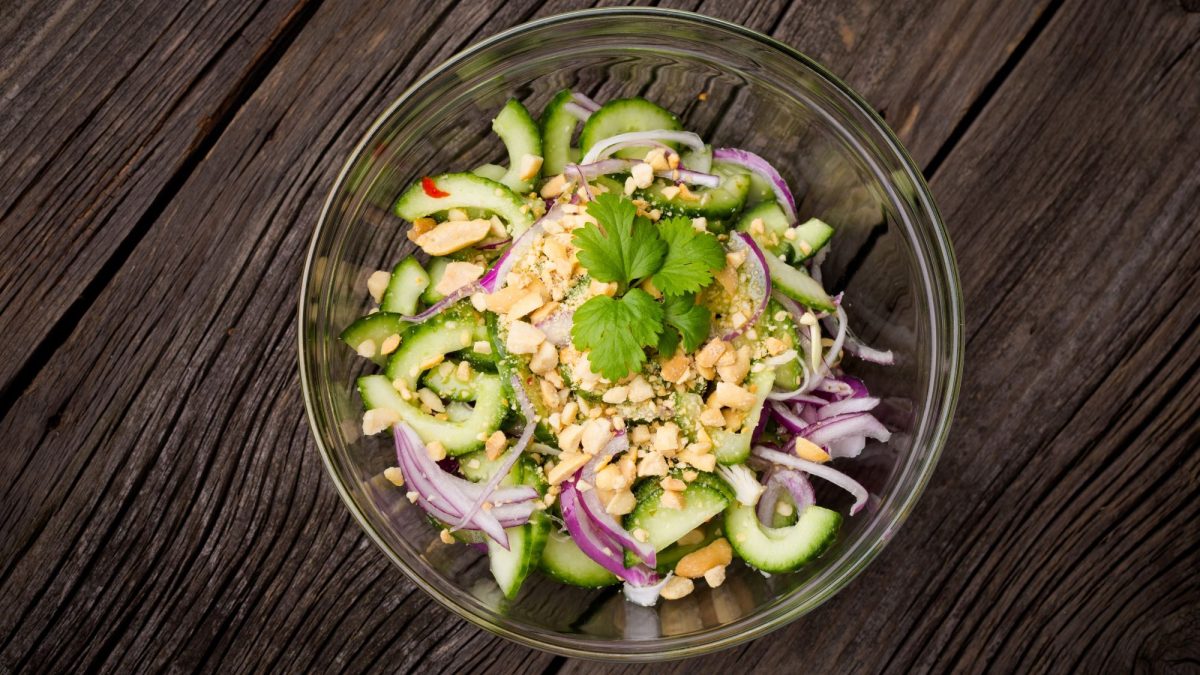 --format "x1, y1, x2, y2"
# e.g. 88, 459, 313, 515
712, 147, 797, 224
752, 445, 870, 515
479, 203, 561, 293
535, 309, 574, 347
801, 412, 891, 448
818, 396, 880, 419
828, 436, 867, 461
581, 130, 706, 166
563, 101, 593, 122
574, 432, 656, 566
560, 481, 658, 585
769, 400, 809, 434
476, 237, 512, 251
722, 233, 771, 341
567, 159, 720, 188
571, 91, 600, 112
755, 468, 816, 524
844, 330, 895, 365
